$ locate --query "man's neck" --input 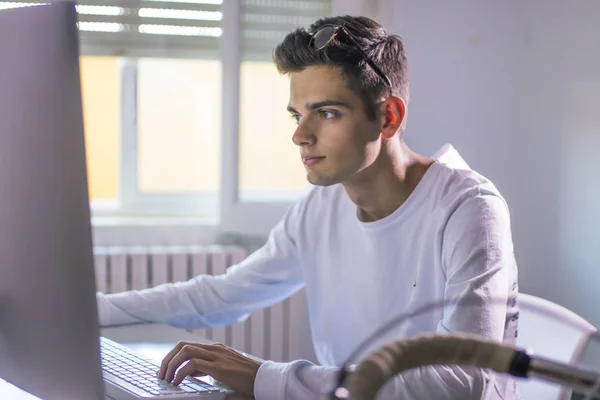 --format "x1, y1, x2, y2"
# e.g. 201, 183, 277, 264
343, 142, 434, 222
